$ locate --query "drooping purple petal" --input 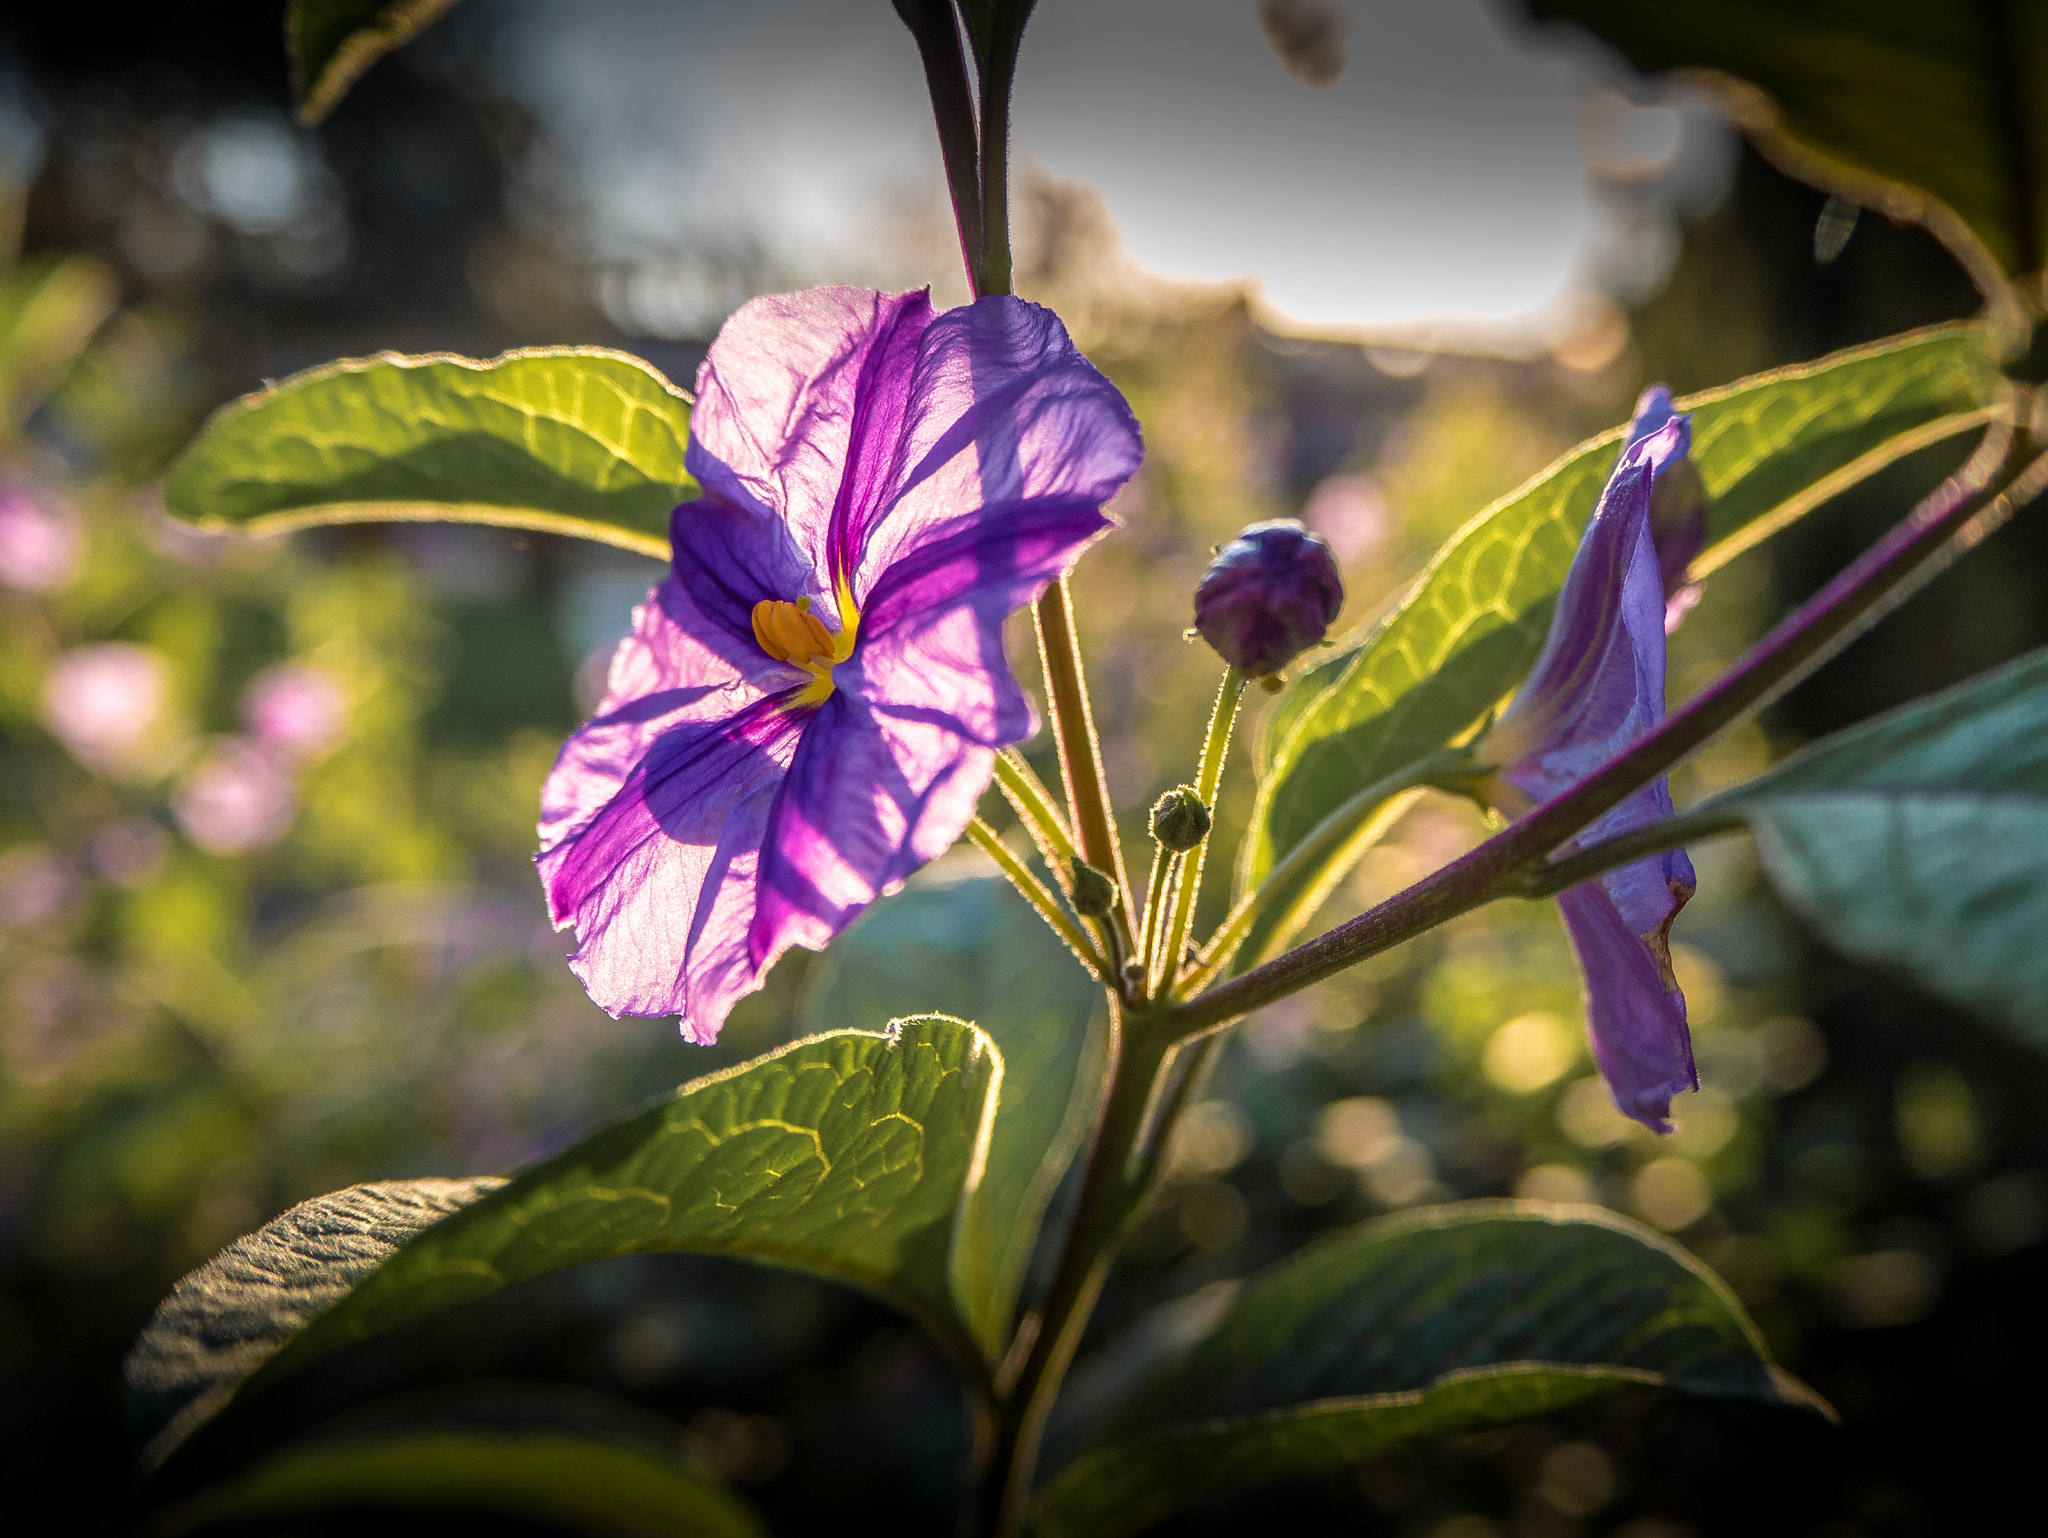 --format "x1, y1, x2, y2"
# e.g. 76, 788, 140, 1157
1557, 879, 1697, 1133
1628, 385, 1708, 630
